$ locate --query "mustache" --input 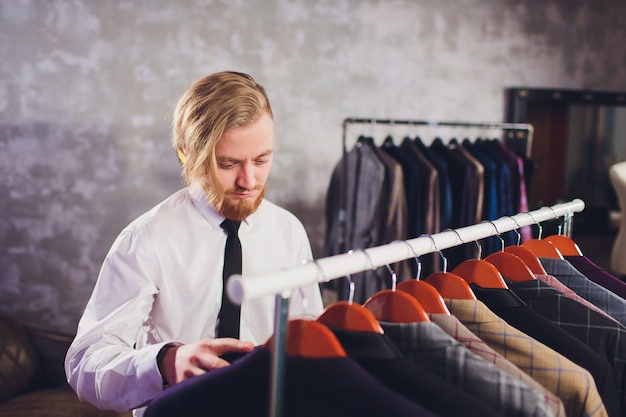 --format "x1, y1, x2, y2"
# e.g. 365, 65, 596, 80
227, 185, 264, 194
